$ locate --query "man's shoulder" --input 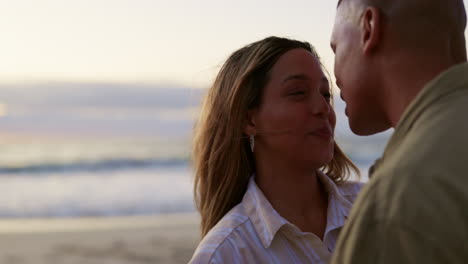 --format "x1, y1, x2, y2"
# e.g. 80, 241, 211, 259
408, 80, 468, 151
337, 164, 468, 263
366, 159, 468, 228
